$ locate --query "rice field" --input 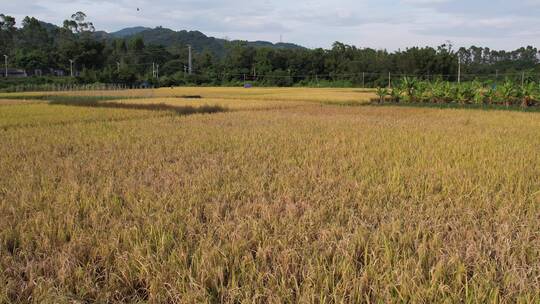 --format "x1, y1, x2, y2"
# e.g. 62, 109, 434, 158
1, 87, 539, 303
